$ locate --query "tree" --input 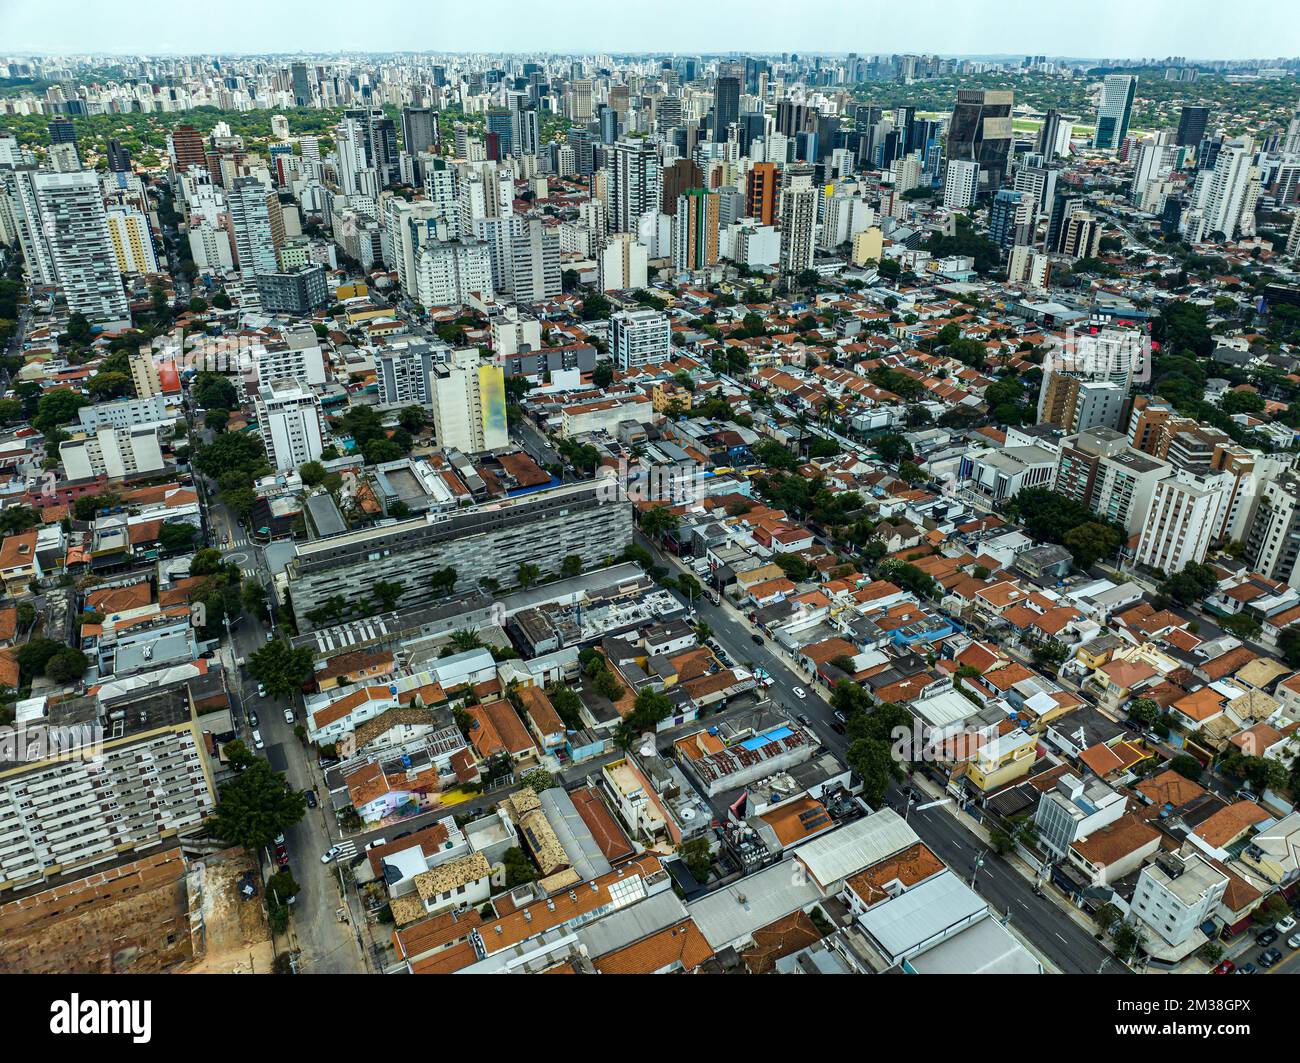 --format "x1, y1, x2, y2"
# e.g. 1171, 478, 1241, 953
447, 629, 485, 654
1169, 753, 1204, 782
677, 838, 712, 883
872, 434, 912, 465
1062, 522, 1121, 568
591, 362, 615, 388
516, 562, 541, 589
33, 388, 88, 433
371, 581, 404, 612
299, 461, 327, 487
1159, 562, 1219, 606
247, 639, 313, 699
207, 741, 307, 851
430, 567, 458, 595
614, 687, 673, 749
0, 505, 40, 536
158, 521, 198, 553
559, 555, 583, 578
16, 637, 64, 683
1220, 613, 1261, 641
520, 768, 556, 794
191, 372, 239, 411
1110, 922, 1142, 964
43, 647, 88, 685
640, 504, 680, 538
503, 846, 538, 887
1128, 697, 1160, 728
846, 737, 905, 806
580, 292, 611, 321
